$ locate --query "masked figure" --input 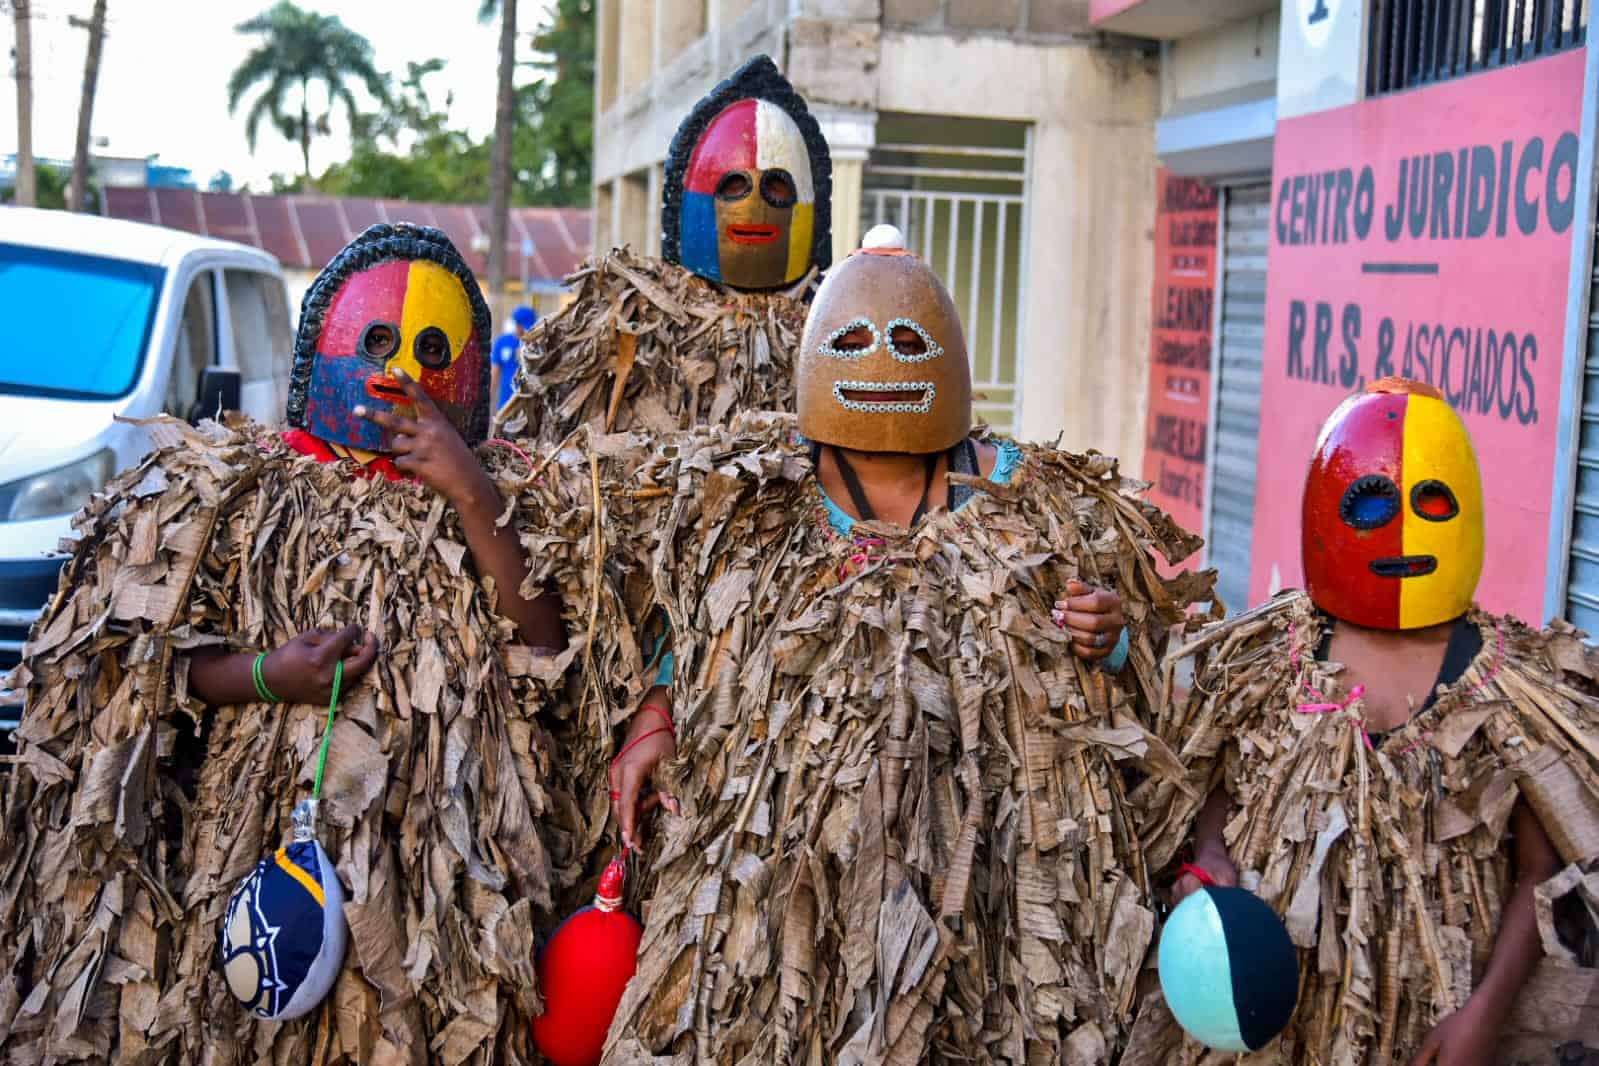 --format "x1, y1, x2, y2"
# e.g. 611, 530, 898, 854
1132, 379, 1599, 1066
497, 54, 831, 445
1301, 379, 1485, 630
662, 52, 830, 290
286, 223, 492, 474
0, 224, 575, 1064
522, 226, 1213, 1065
